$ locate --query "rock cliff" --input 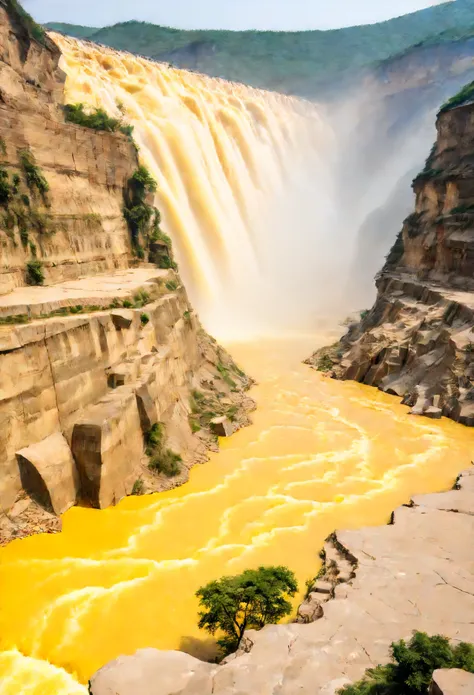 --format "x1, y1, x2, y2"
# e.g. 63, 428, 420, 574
0, 0, 136, 295
307, 96, 474, 425
0, 1, 254, 543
